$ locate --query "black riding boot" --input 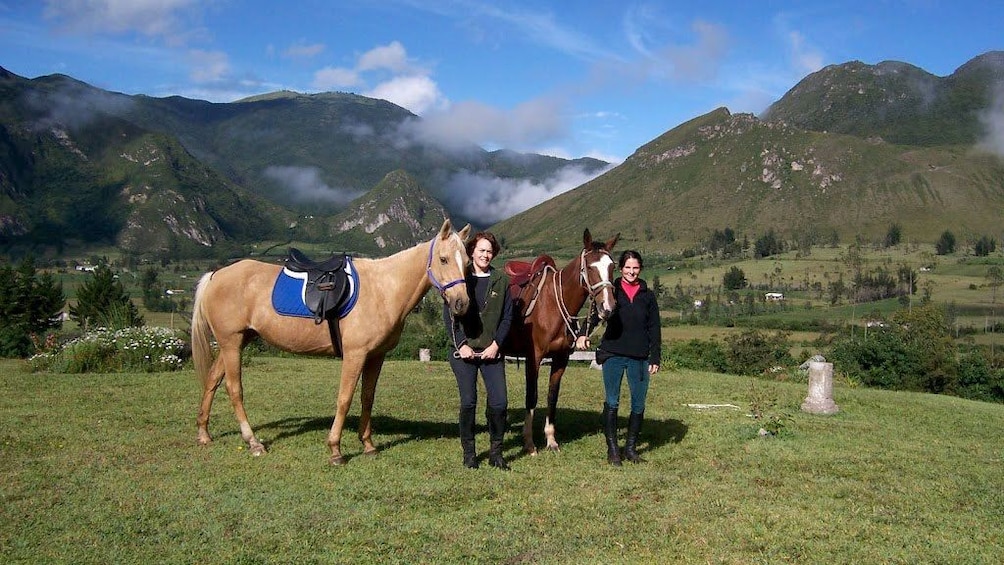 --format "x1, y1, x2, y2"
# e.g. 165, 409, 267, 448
459, 407, 478, 469
623, 411, 646, 463
486, 408, 511, 470
602, 402, 622, 466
